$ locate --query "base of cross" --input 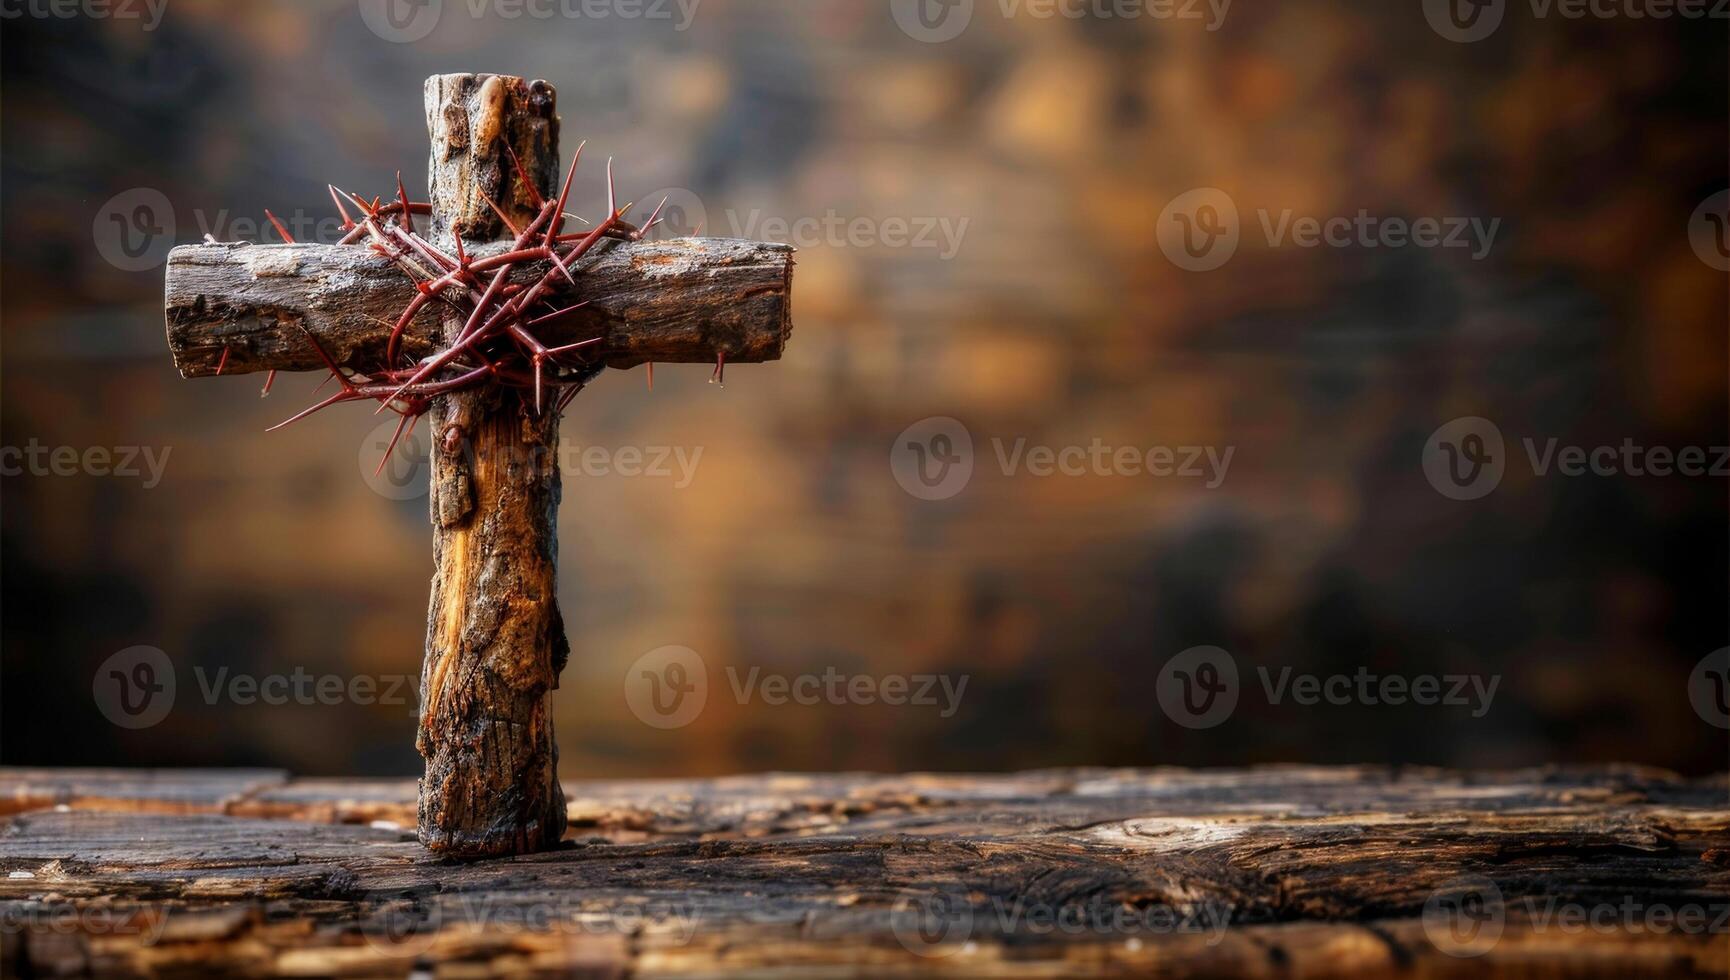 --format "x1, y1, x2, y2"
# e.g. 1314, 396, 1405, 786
2, 765, 1725, 978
